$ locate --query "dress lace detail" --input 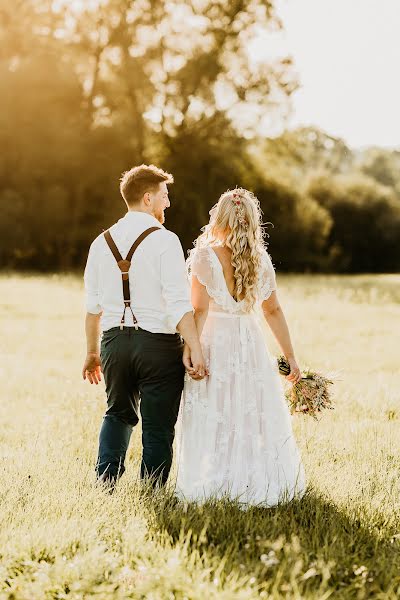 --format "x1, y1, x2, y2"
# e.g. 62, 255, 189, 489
259, 251, 277, 302
187, 246, 277, 314
176, 246, 305, 507
188, 247, 237, 312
